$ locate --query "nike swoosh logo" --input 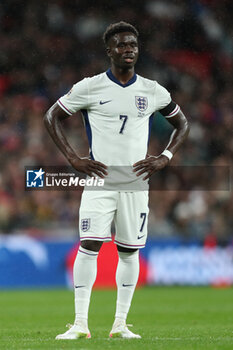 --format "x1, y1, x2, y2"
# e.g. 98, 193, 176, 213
99, 100, 112, 105
122, 283, 134, 287
74, 285, 85, 288
137, 235, 145, 239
